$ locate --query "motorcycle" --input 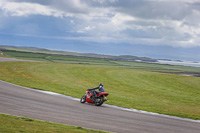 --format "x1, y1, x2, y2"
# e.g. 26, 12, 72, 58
80, 89, 109, 106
